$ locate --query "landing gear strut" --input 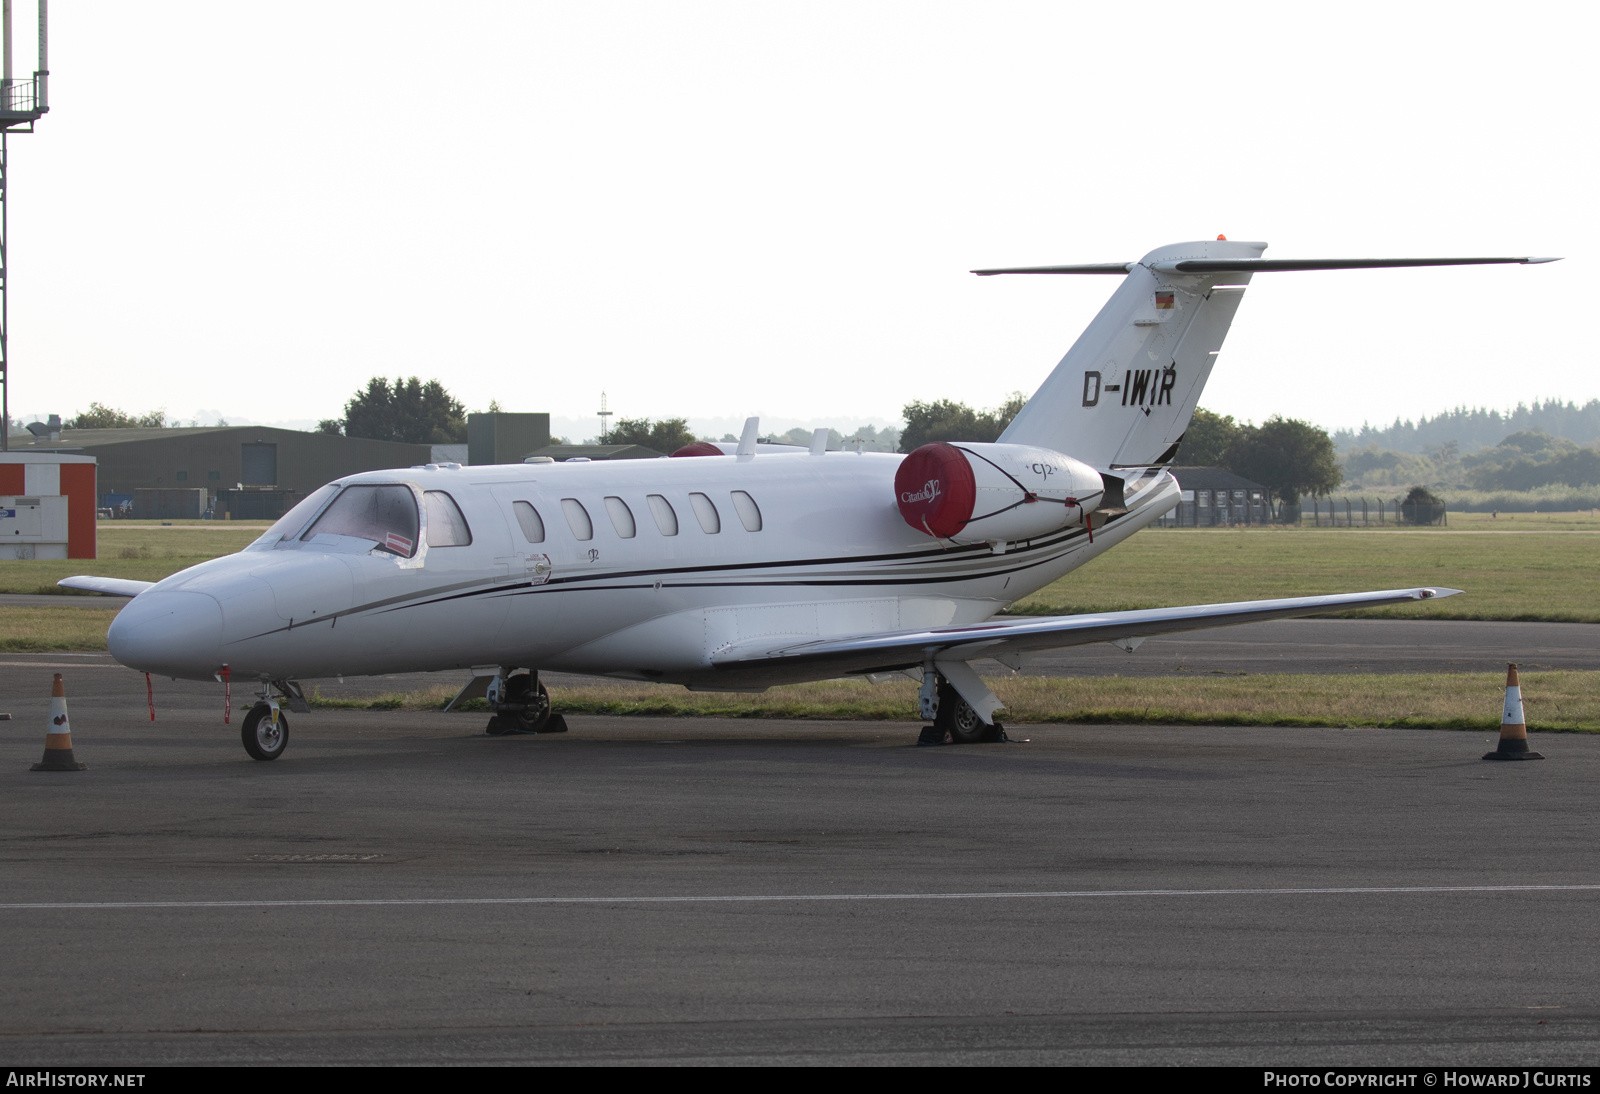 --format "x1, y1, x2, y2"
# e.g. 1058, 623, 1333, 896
917, 673, 1005, 746
485, 669, 568, 736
